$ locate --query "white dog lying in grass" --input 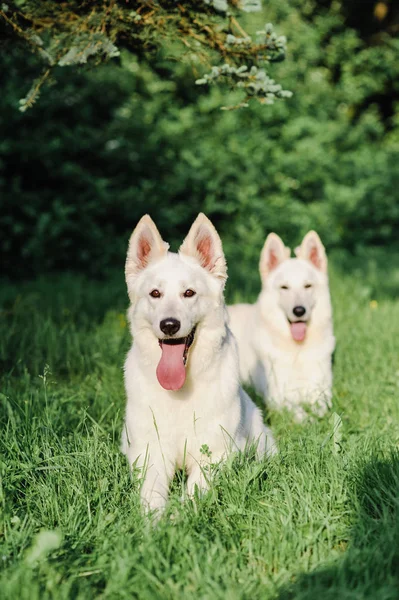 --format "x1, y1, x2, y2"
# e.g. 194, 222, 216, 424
121, 213, 276, 514
228, 231, 335, 421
